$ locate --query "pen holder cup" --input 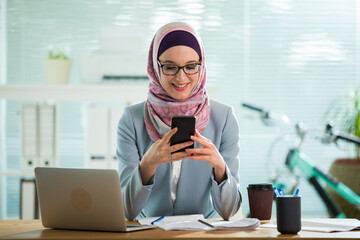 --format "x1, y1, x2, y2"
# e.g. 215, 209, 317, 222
276, 196, 301, 234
